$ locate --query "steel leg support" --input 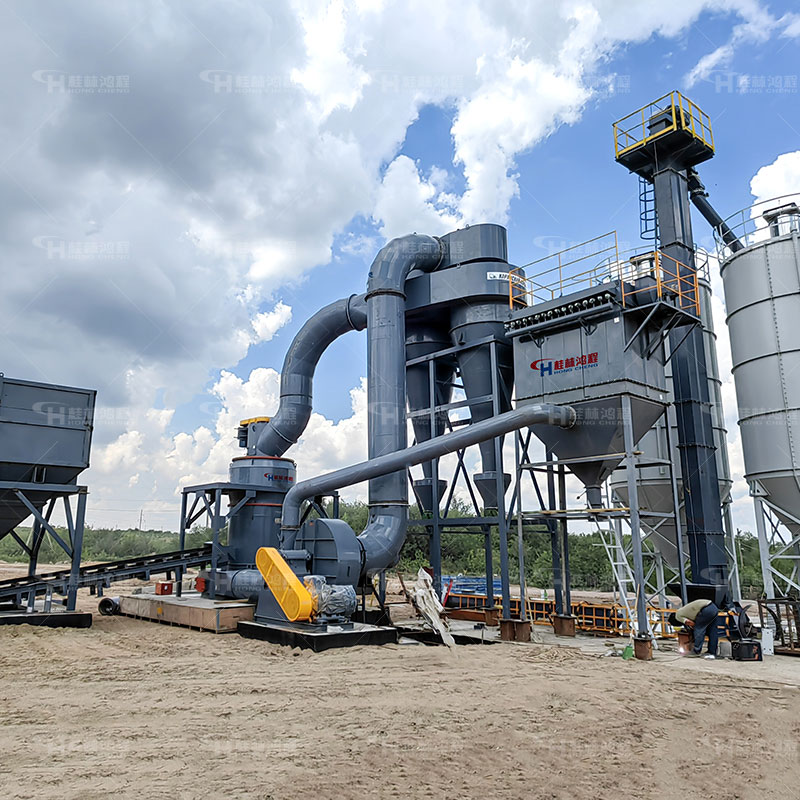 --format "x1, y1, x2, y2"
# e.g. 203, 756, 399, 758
622, 395, 650, 644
